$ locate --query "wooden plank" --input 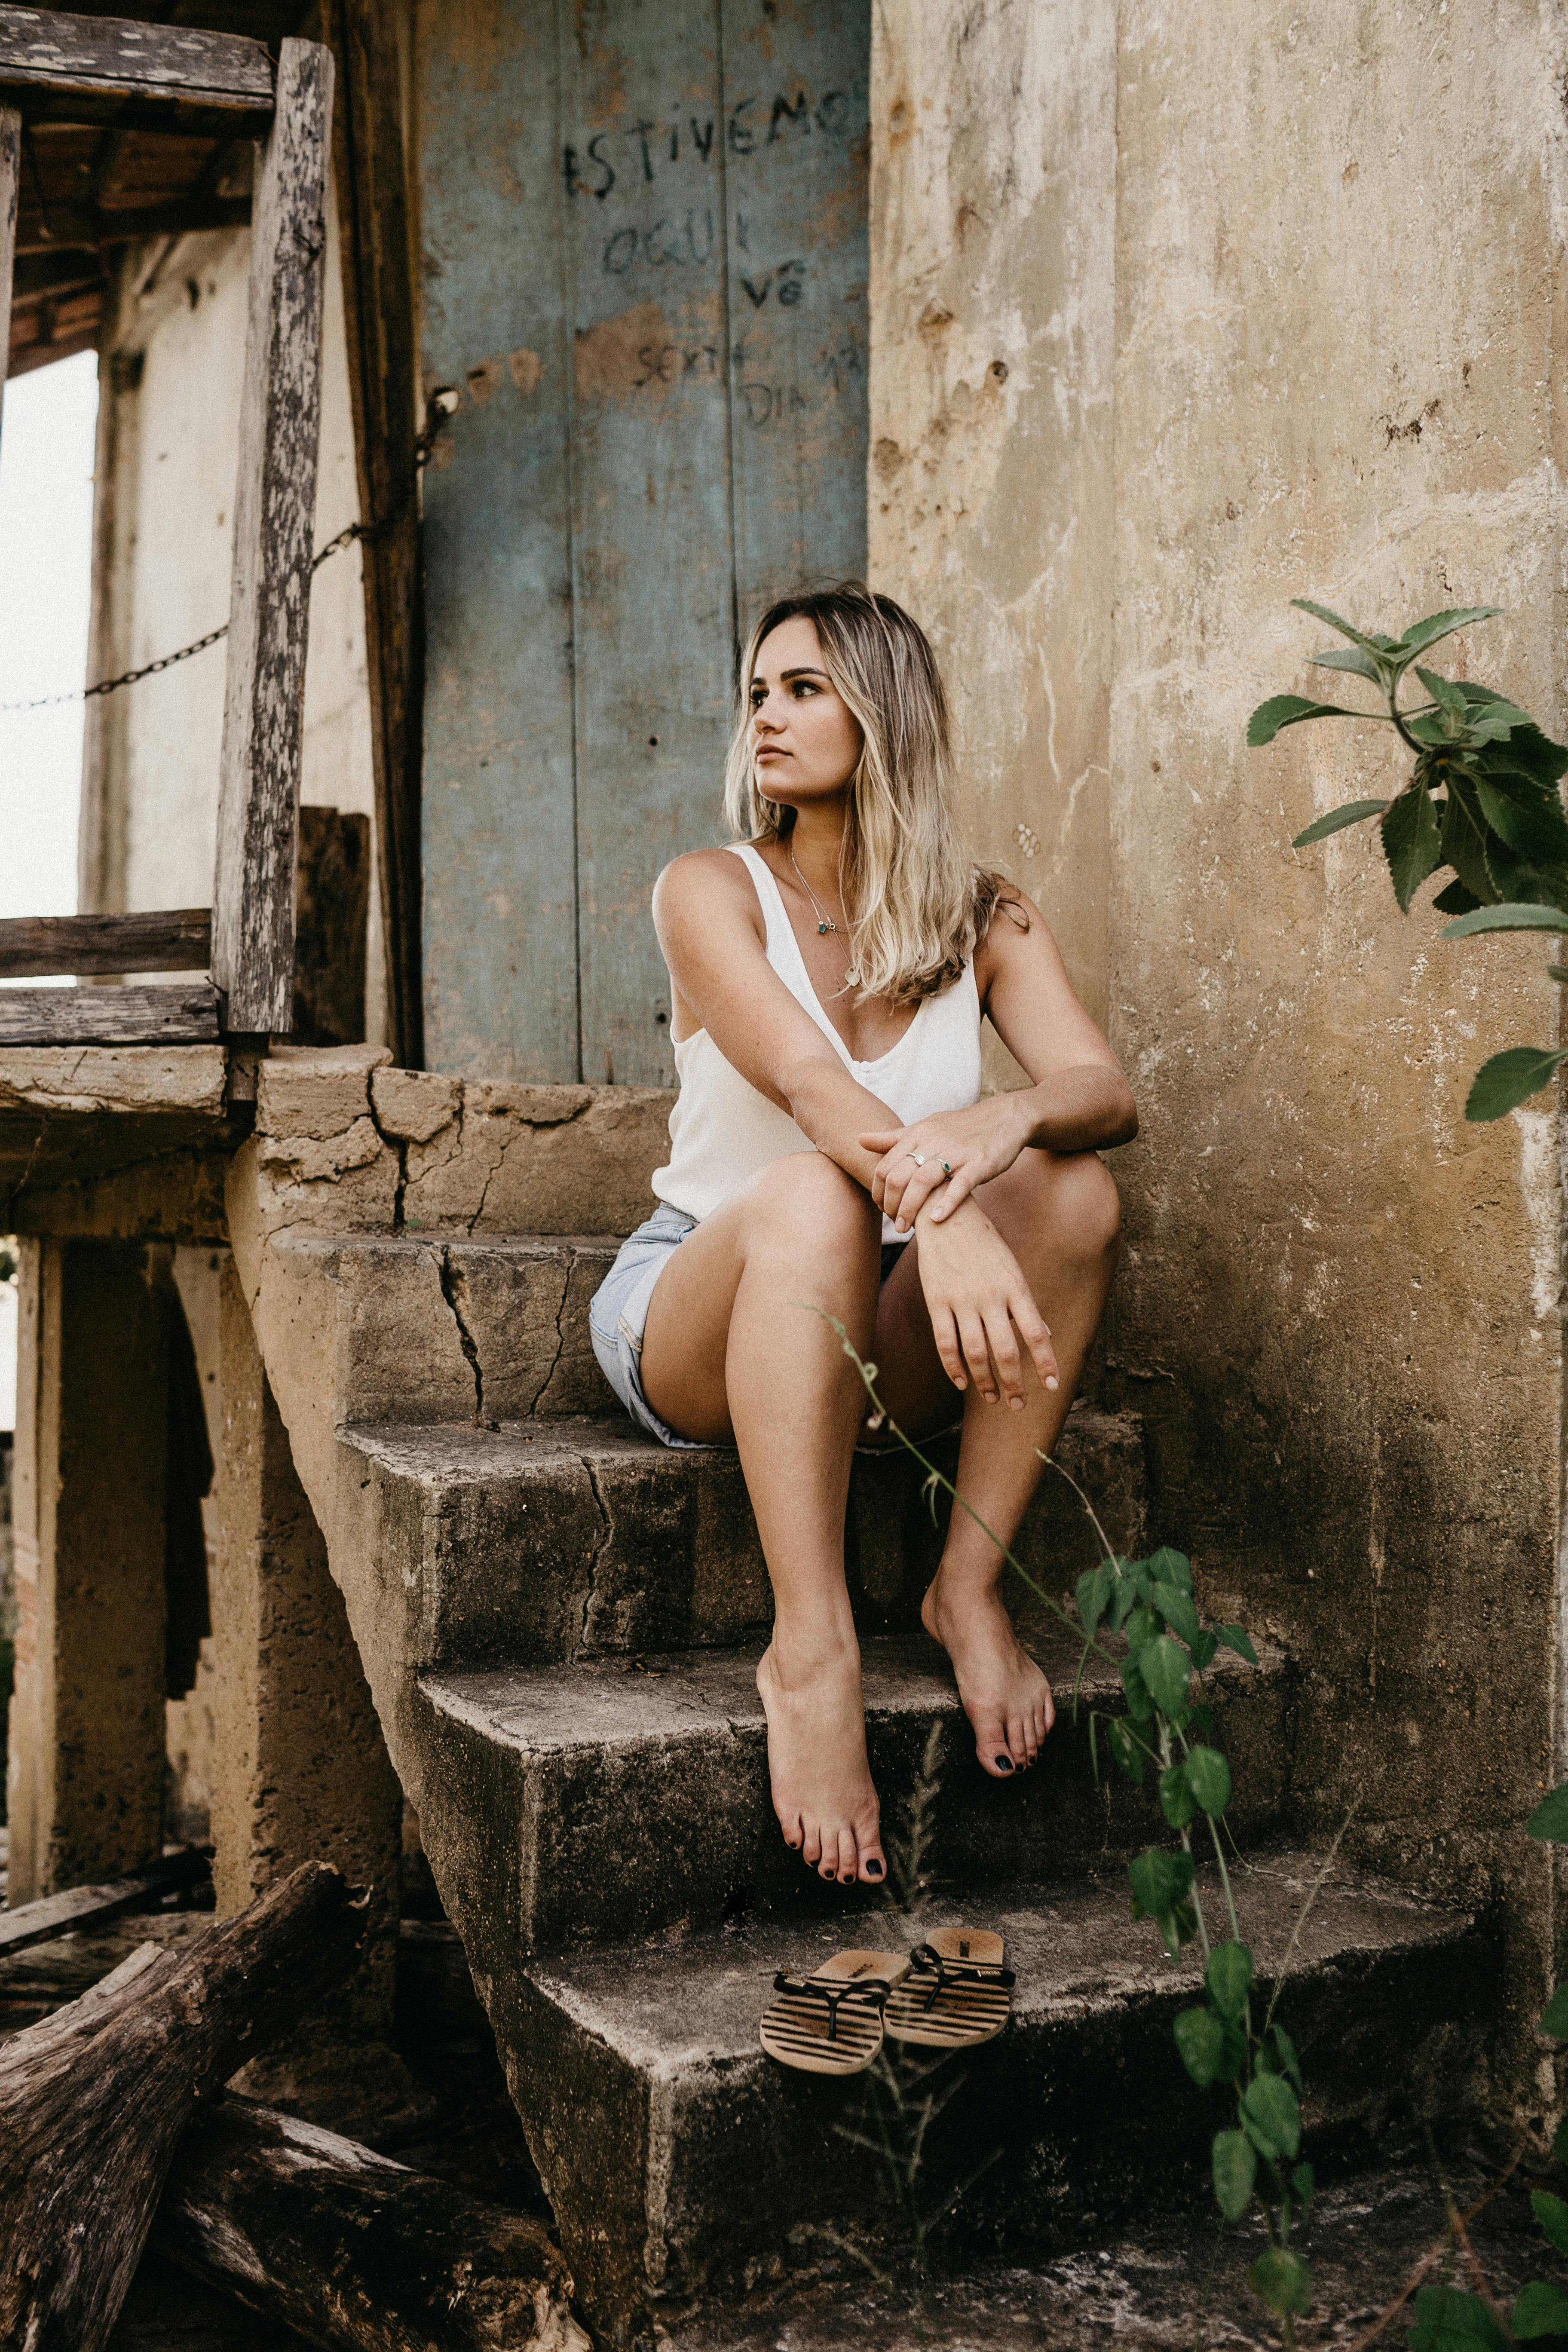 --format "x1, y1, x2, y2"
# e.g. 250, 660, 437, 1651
12, 192, 249, 255
211, 37, 333, 1038
0, 982, 220, 1044
0, 6, 274, 140
0, 909, 210, 978
0, 106, 17, 428
720, 0, 870, 618
0, 1850, 208, 1959
326, 0, 422, 1068
416, 0, 577, 1080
